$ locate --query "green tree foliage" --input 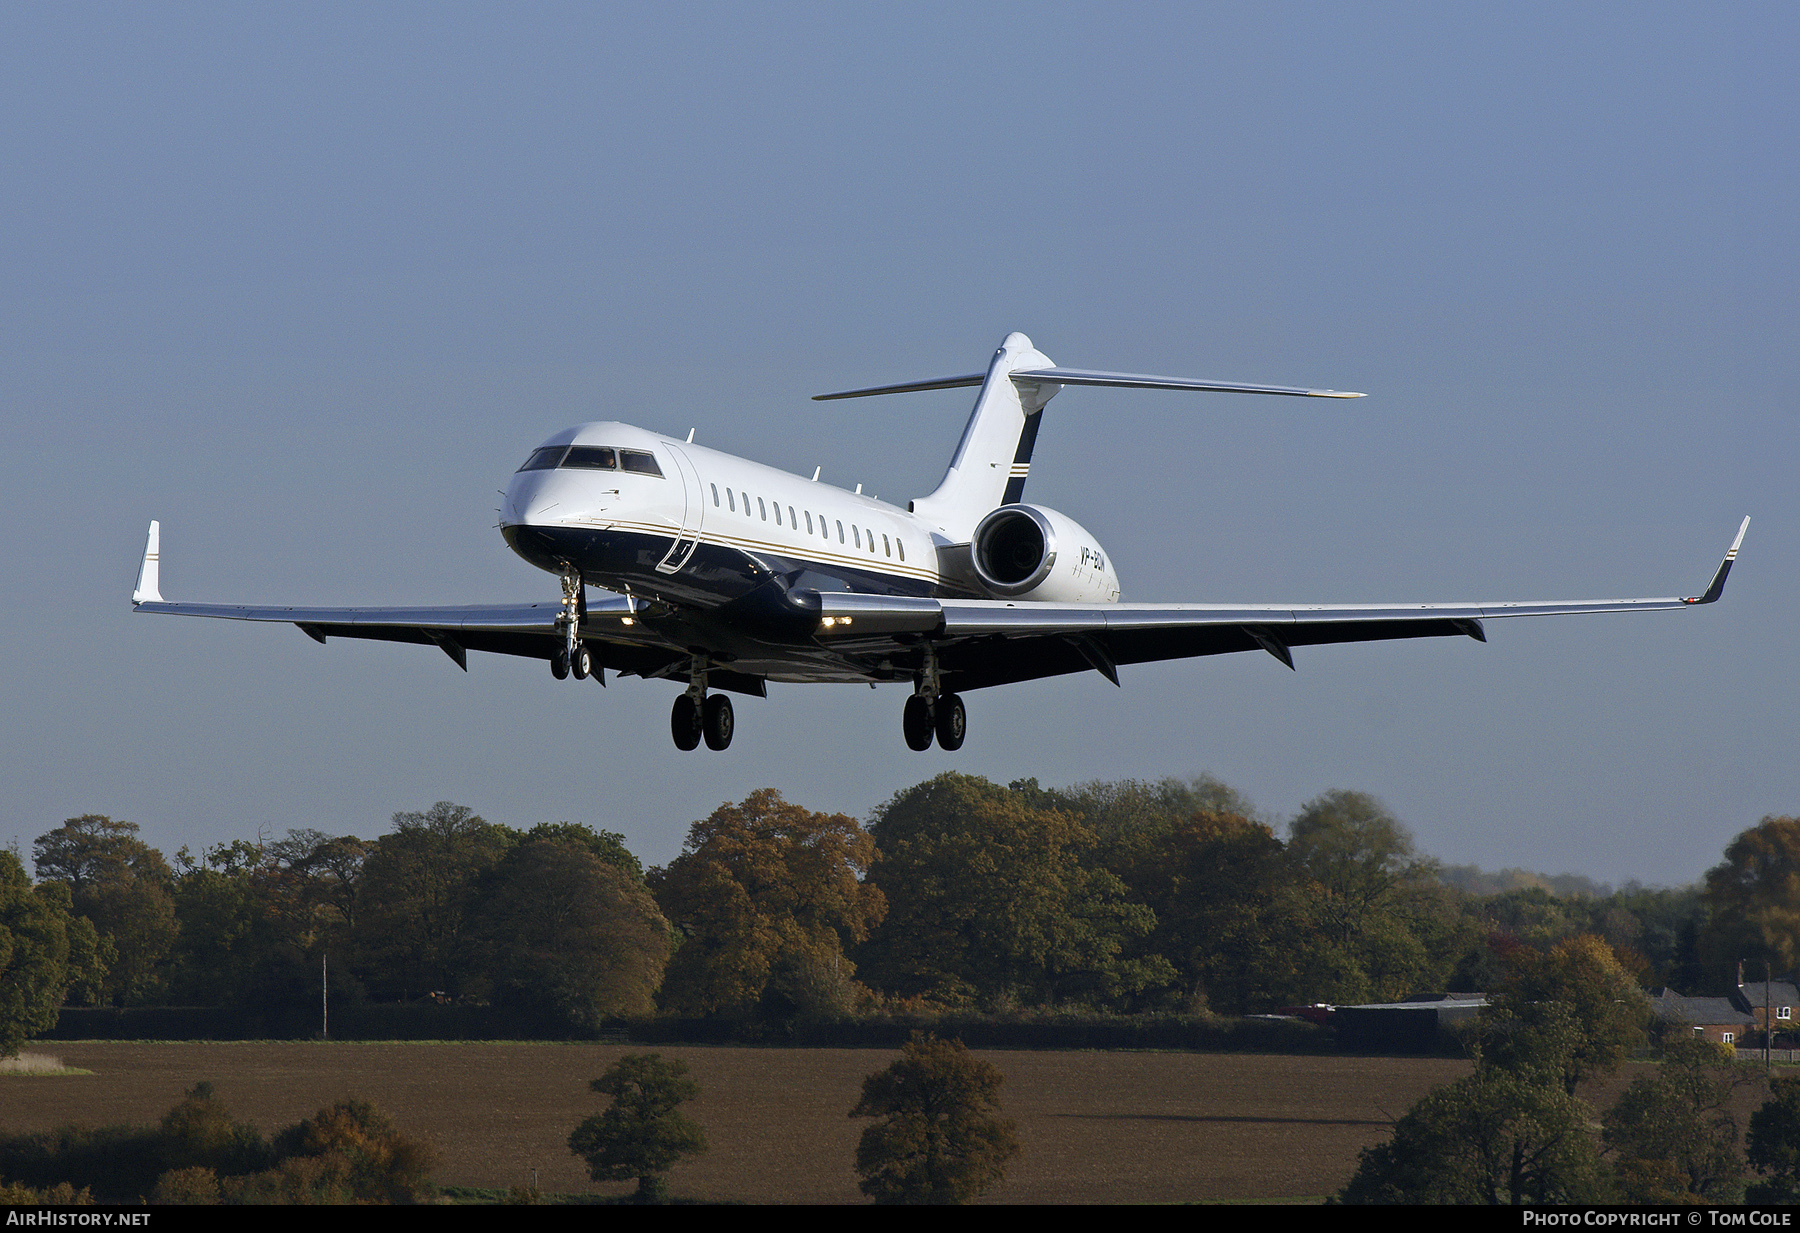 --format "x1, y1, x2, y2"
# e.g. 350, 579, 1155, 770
0, 851, 97, 1056
470, 838, 669, 1027
1337, 1065, 1607, 1204
1119, 809, 1309, 1014
567, 1054, 707, 1203
33, 815, 178, 1004
859, 774, 1166, 1008
1486, 934, 1652, 1095
1285, 790, 1457, 1003
352, 802, 515, 999
525, 823, 644, 882
1701, 816, 1800, 985
850, 1034, 1019, 1205
1746, 1076, 1800, 1202
1602, 1036, 1751, 1202
651, 789, 886, 1017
